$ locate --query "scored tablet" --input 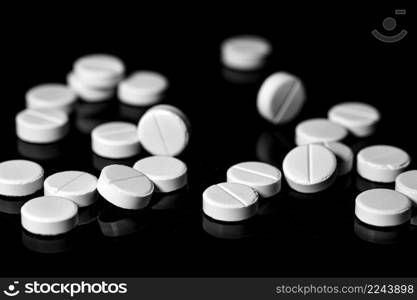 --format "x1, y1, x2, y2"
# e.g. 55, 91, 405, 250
137, 105, 191, 156
97, 164, 154, 210
16, 108, 69, 143
283, 144, 337, 193
203, 182, 259, 222
295, 118, 348, 146
328, 102, 380, 137
26, 83, 77, 113
257, 72, 306, 125
227, 161, 282, 198
44, 171, 98, 207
